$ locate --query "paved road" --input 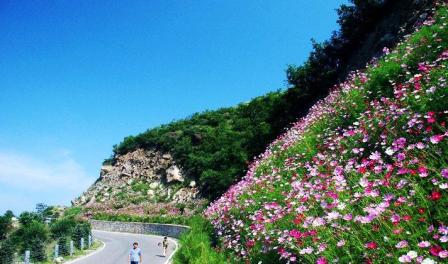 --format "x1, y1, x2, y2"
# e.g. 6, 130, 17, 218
72, 230, 176, 264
